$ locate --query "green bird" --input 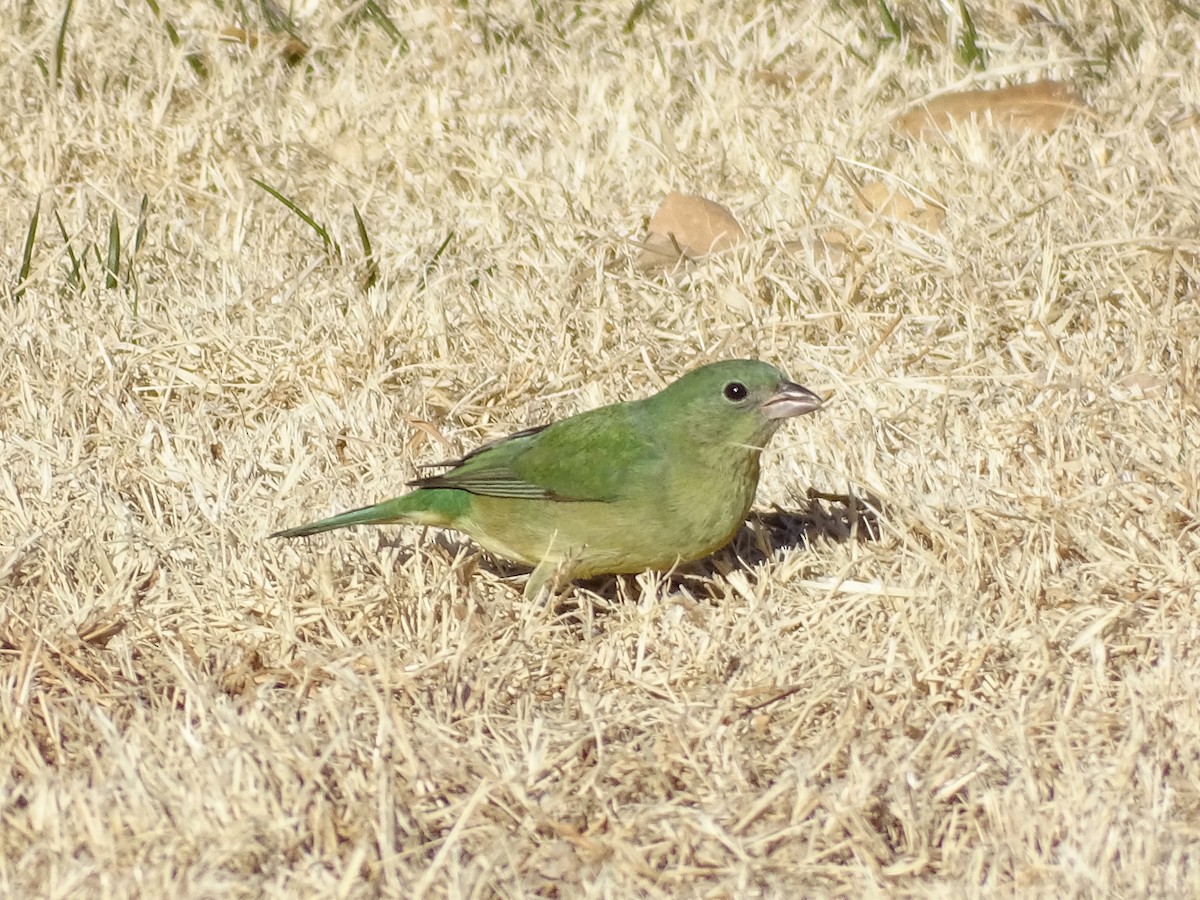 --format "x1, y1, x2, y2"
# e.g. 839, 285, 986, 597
272, 359, 823, 599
